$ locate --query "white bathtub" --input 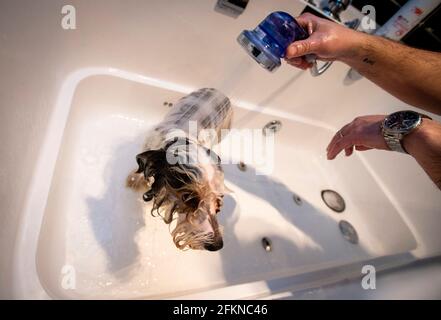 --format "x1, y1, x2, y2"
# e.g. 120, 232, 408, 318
11, 68, 429, 299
